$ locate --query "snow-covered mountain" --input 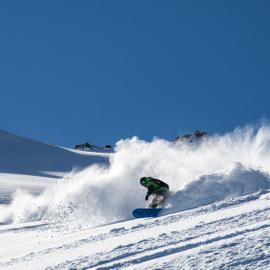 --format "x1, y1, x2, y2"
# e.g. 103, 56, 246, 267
0, 126, 270, 269
0, 129, 109, 177
0, 129, 110, 206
